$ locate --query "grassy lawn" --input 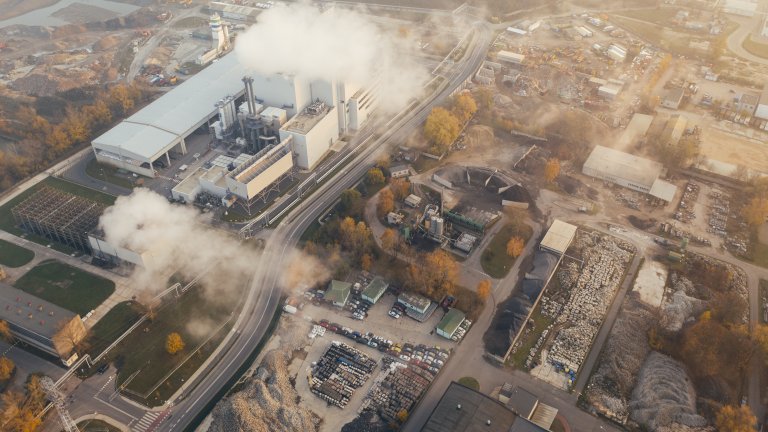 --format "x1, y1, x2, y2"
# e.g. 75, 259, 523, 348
481, 222, 533, 278
743, 35, 768, 60
609, 16, 692, 56
74, 419, 122, 432
507, 302, 554, 369
85, 158, 136, 190
0, 239, 34, 268
108, 286, 243, 407
457, 376, 479, 390
13, 259, 115, 315
0, 176, 116, 238
85, 301, 144, 359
